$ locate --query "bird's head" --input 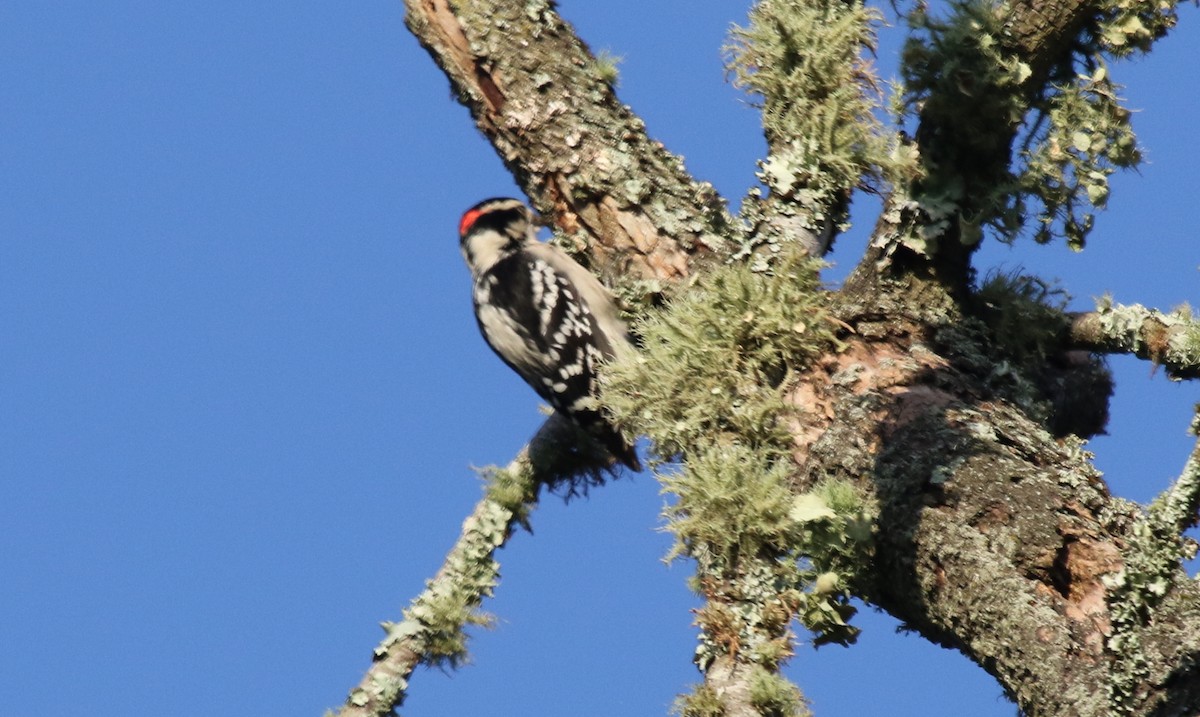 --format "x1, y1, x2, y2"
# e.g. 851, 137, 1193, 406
458, 197, 536, 275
